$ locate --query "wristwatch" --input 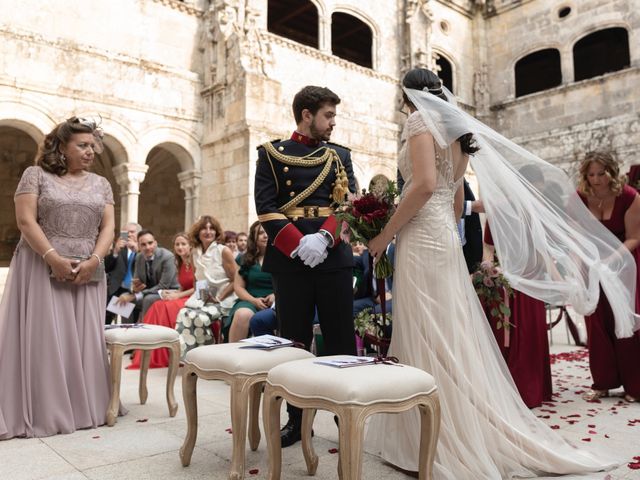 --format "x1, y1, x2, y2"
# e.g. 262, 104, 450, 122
319, 229, 334, 247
